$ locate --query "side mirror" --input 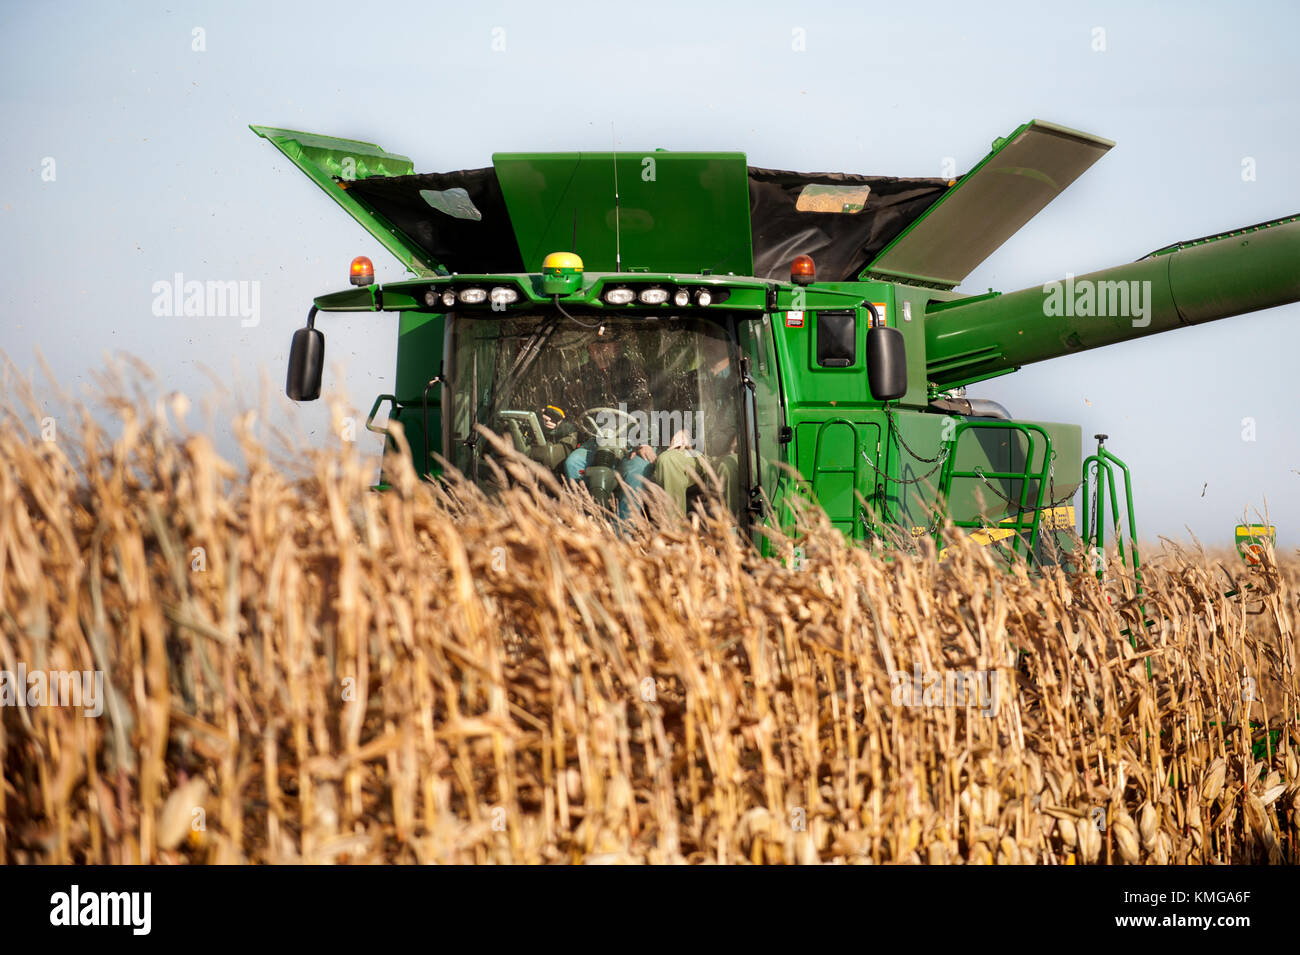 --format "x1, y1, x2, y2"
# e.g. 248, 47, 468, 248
286, 325, 325, 401
866, 326, 907, 401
